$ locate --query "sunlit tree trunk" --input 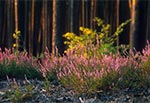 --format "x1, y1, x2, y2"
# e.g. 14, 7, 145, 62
52, 0, 56, 55
14, 0, 19, 50
129, 0, 139, 49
